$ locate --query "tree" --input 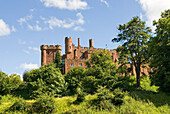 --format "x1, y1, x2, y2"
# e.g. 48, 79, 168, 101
0, 72, 22, 95
85, 50, 118, 92
54, 50, 63, 72
65, 67, 85, 95
23, 63, 67, 98
149, 9, 170, 92
112, 16, 152, 87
